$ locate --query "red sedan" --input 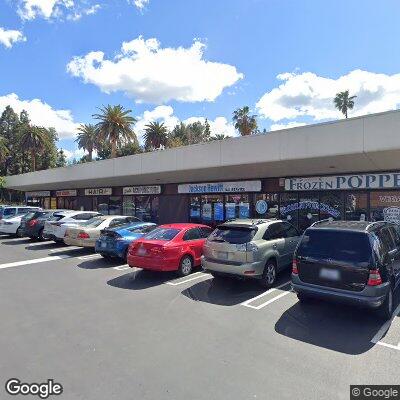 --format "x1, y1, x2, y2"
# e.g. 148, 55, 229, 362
127, 223, 213, 276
